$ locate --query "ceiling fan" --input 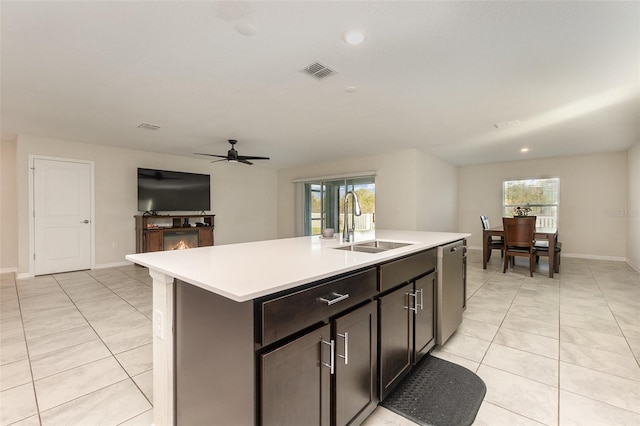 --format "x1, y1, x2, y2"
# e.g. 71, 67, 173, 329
194, 140, 270, 165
